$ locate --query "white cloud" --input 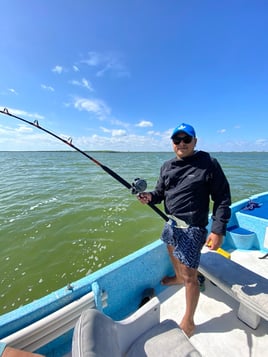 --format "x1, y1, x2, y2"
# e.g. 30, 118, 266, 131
1, 107, 44, 120
41, 84, 55, 92
100, 126, 126, 137
111, 129, 126, 137
110, 118, 130, 128
136, 120, 153, 128
16, 125, 33, 133
8, 88, 18, 95
0, 124, 13, 136
52, 65, 64, 74
73, 65, 79, 72
70, 78, 94, 91
255, 138, 268, 147
217, 129, 226, 134
73, 97, 111, 119
148, 130, 161, 136
81, 51, 130, 78
96, 65, 112, 77
100, 127, 110, 133
81, 78, 92, 90
82, 52, 102, 66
